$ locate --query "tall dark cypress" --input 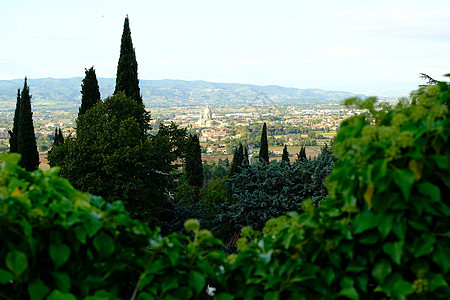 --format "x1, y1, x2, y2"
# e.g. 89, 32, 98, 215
8, 89, 21, 153
282, 145, 289, 163
185, 134, 203, 189
230, 142, 244, 176
114, 15, 142, 106
79, 66, 101, 117
17, 77, 39, 171
244, 145, 249, 165
259, 122, 269, 163
297, 146, 307, 161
